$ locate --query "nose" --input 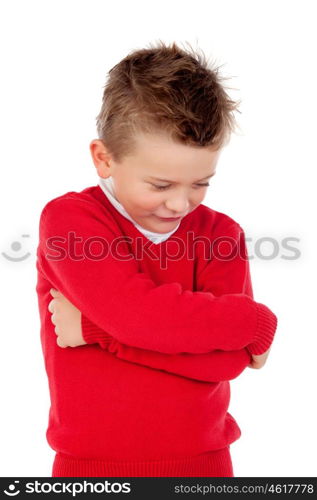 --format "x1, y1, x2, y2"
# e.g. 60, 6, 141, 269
165, 195, 190, 216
